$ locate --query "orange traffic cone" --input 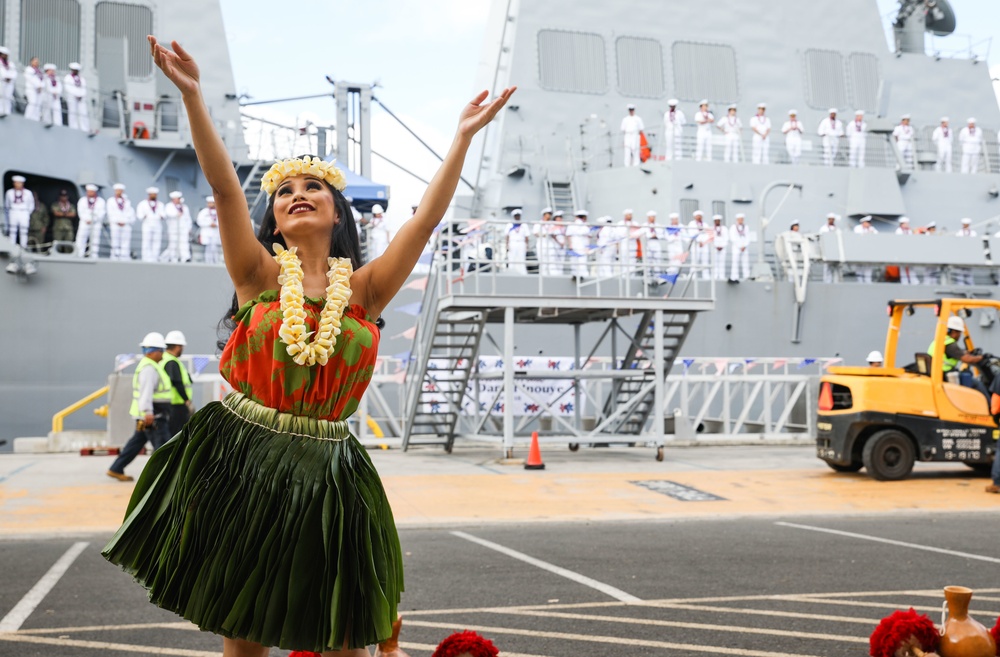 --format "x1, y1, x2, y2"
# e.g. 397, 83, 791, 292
525, 431, 545, 470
